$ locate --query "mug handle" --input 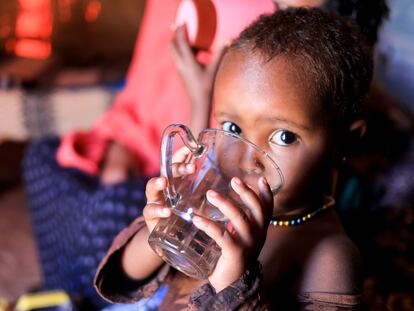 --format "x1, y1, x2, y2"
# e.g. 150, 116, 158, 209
160, 124, 205, 207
